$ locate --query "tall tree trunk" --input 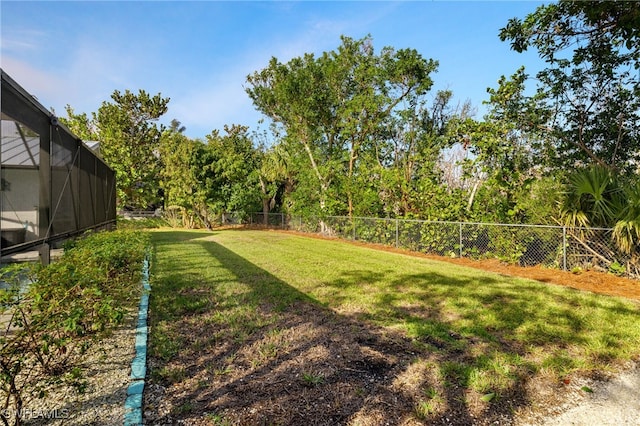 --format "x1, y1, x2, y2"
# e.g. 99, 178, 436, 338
348, 154, 356, 219
467, 180, 481, 212
300, 133, 331, 233
262, 198, 270, 225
